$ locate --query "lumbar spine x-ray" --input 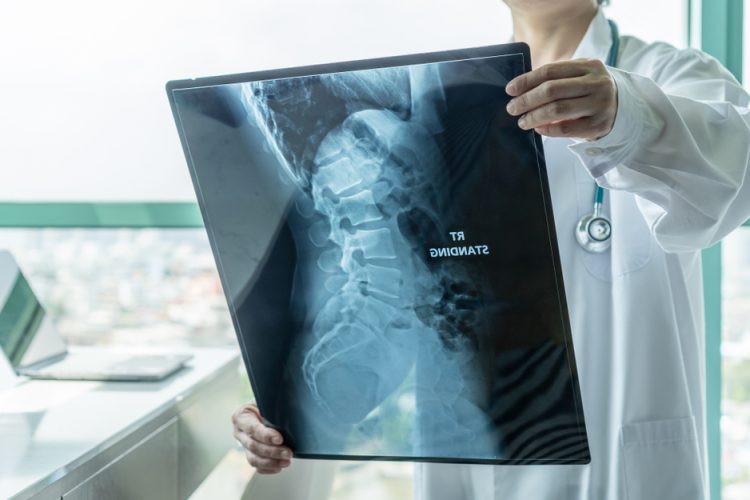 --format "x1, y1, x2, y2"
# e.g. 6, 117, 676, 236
241, 66, 497, 452
169, 47, 589, 463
